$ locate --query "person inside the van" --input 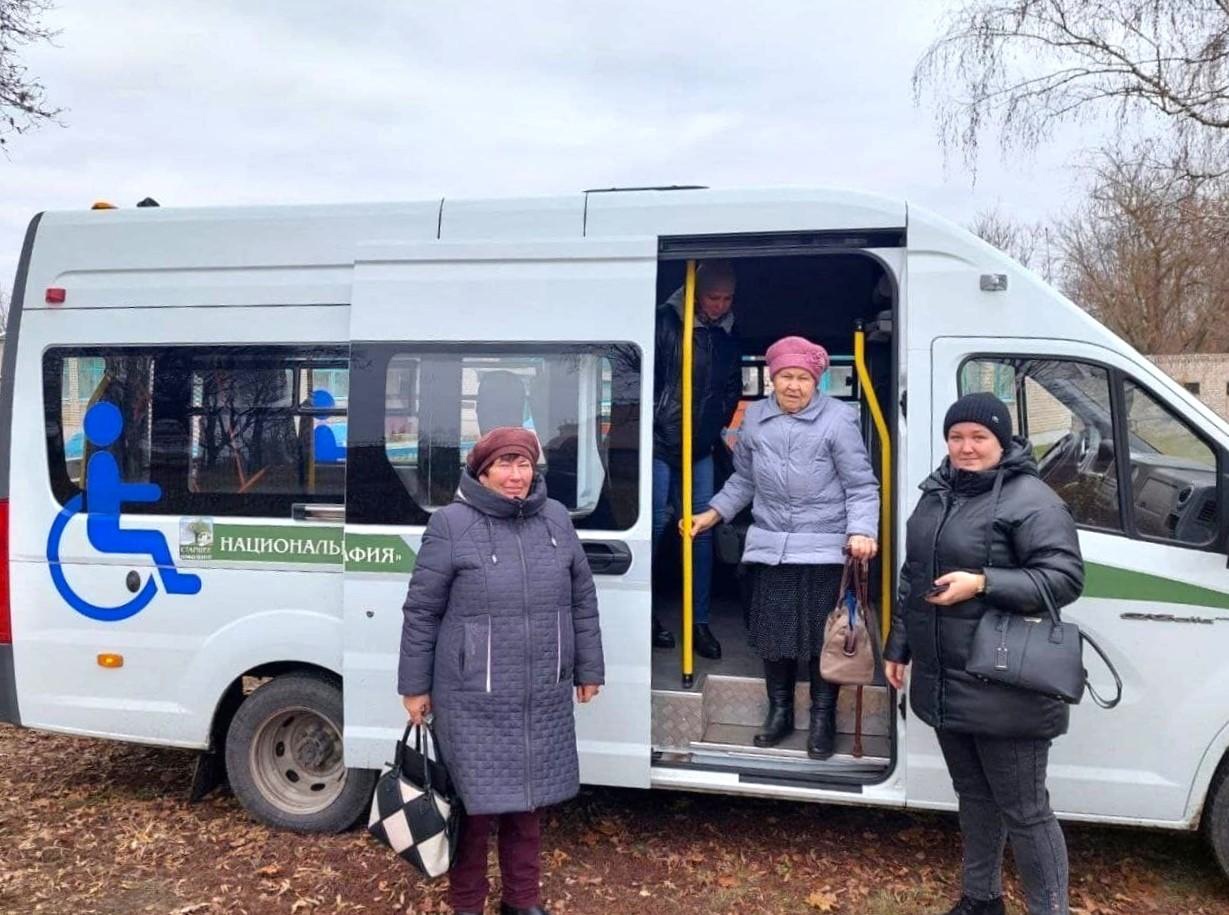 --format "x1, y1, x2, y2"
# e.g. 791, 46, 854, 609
399, 426, 604, 915
688, 336, 878, 759
652, 259, 742, 659
81, 401, 202, 595
884, 392, 1084, 915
